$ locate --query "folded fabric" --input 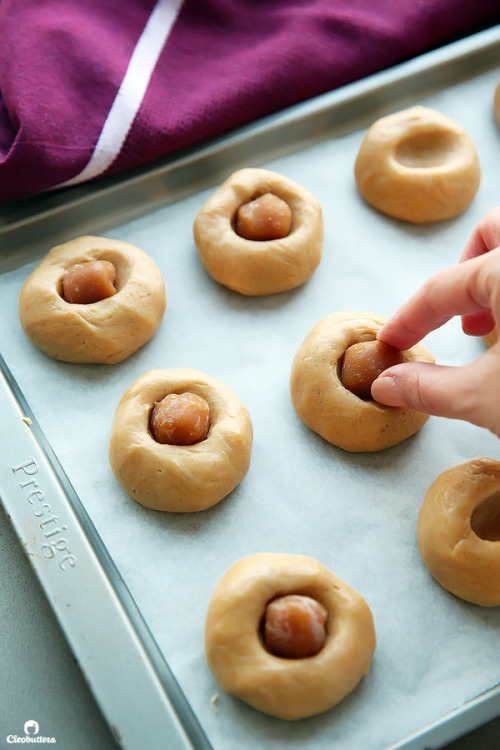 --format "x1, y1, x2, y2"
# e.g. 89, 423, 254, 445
0, 0, 498, 202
